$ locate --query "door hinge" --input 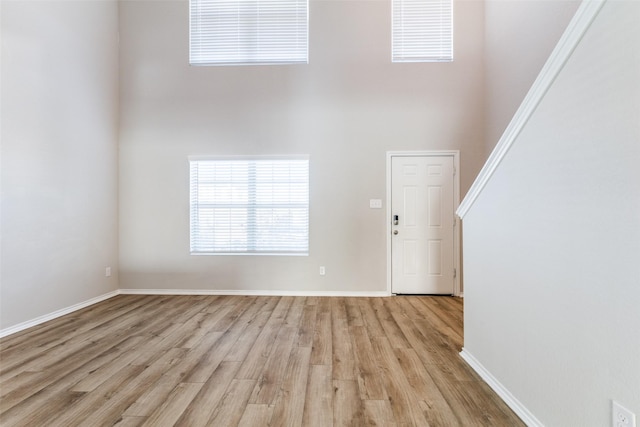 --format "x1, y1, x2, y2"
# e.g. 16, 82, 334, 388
453, 166, 456, 176
453, 268, 457, 278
